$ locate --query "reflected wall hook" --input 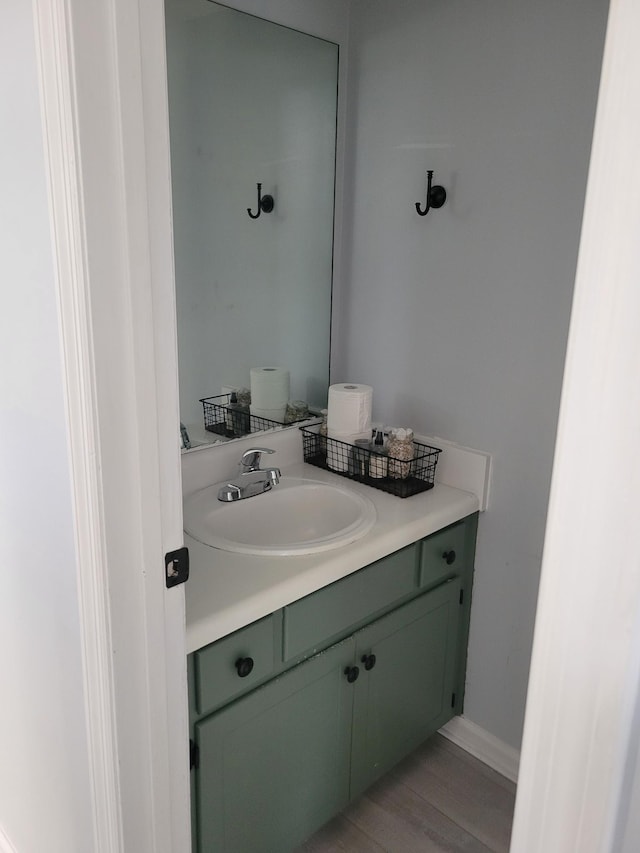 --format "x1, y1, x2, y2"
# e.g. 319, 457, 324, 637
415, 170, 447, 216
247, 183, 275, 219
